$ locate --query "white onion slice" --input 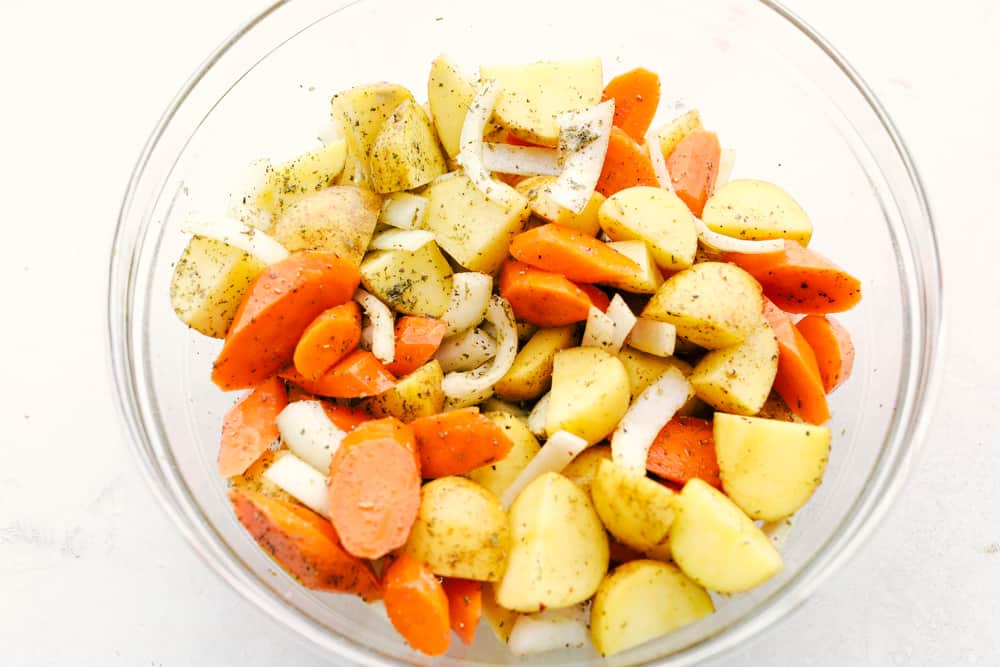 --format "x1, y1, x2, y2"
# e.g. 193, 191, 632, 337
694, 217, 784, 254
647, 130, 674, 191
456, 79, 509, 204
379, 192, 428, 230
627, 318, 677, 357
582, 295, 635, 353
548, 99, 615, 213
441, 272, 493, 335
482, 143, 561, 176
276, 400, 347, 472
441, 296, 518, 400
368, 229, 435, 252
508, 604, 591, 656
611, 367, 691, 476
434, 328, 497, 373
181, 216, 288, 265
715, 148, 736, 192
359, 323, 373, 351
500, 430, 589, 508
263, 452, 330, 517
353, 289, 395, 364
527, 392, 551, 439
